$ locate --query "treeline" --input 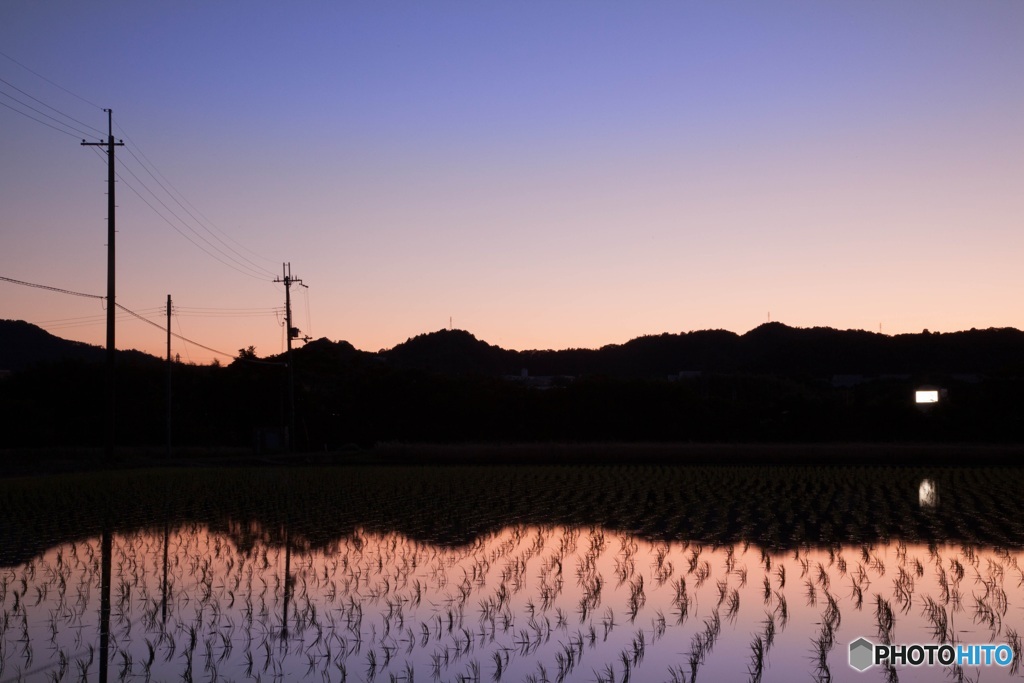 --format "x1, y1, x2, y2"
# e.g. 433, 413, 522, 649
1, 321, 1024, 448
